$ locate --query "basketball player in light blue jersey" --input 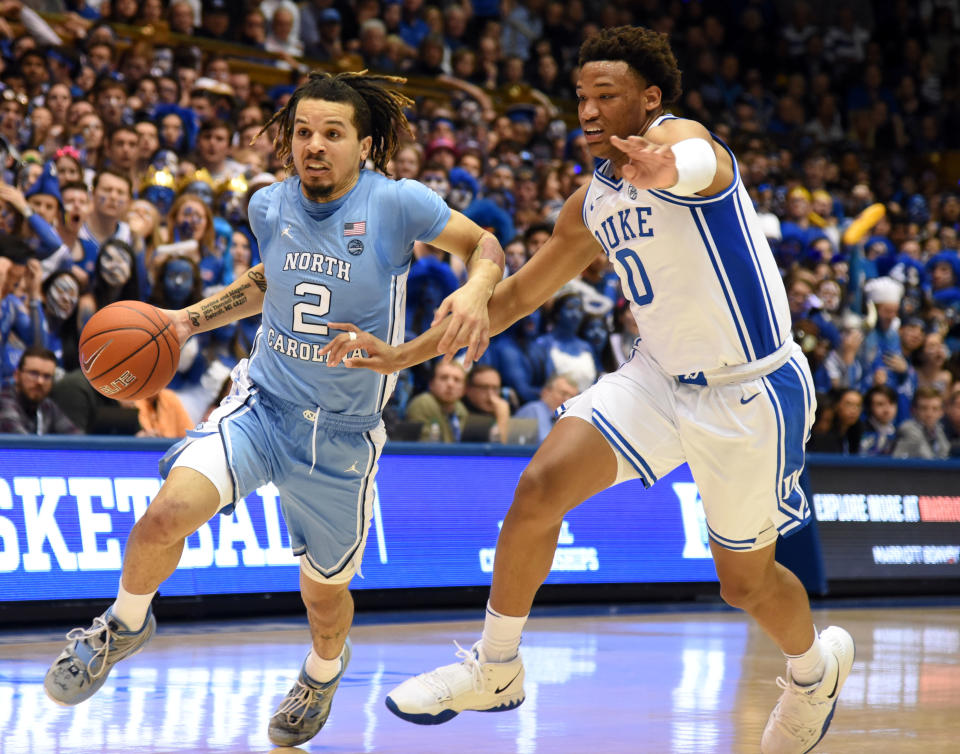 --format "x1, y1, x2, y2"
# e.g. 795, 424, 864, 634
44, 71, 505, 748
325, 28, 853, 754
